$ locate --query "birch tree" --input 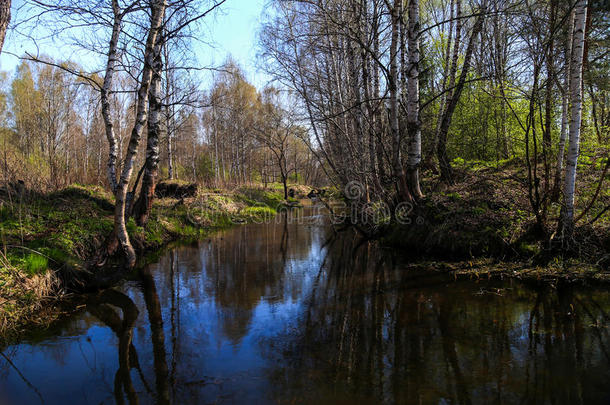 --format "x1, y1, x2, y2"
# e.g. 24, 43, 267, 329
436, 2, 486, 184
553, 9, 575, 199
102, 0, 139, 194
111, 0, 167, 267
559, 0, 588, 238
133, 31, 163, 226
389, 0, 412, 203
406, 0, 422, 199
